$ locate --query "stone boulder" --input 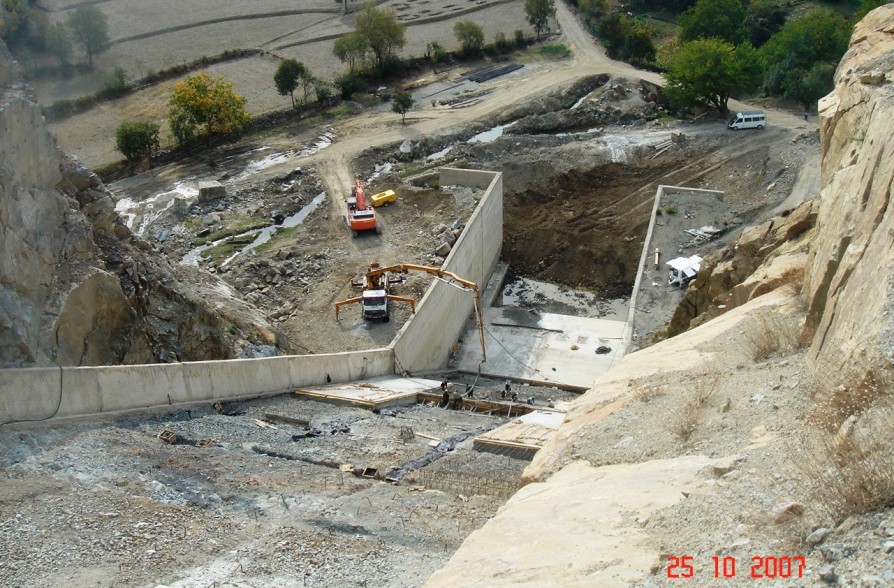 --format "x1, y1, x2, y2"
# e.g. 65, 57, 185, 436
198, 181, 227, 203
